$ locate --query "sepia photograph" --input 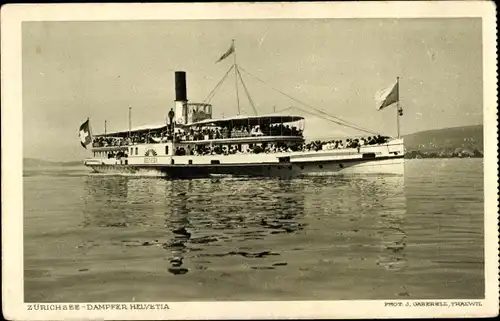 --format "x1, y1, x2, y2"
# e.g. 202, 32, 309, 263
2, 2, 498, 319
